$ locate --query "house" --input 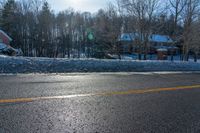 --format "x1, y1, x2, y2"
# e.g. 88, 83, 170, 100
0, 29, 12, 46
118, 33, 178, 54
0, 30, 23, 56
